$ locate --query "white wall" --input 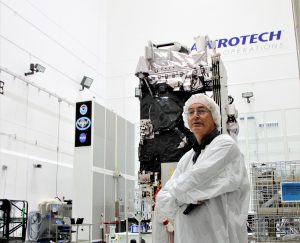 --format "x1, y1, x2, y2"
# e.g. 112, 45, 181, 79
0, 0, 107, 103
105, 0, 299, 121
0, 0, 108, 214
